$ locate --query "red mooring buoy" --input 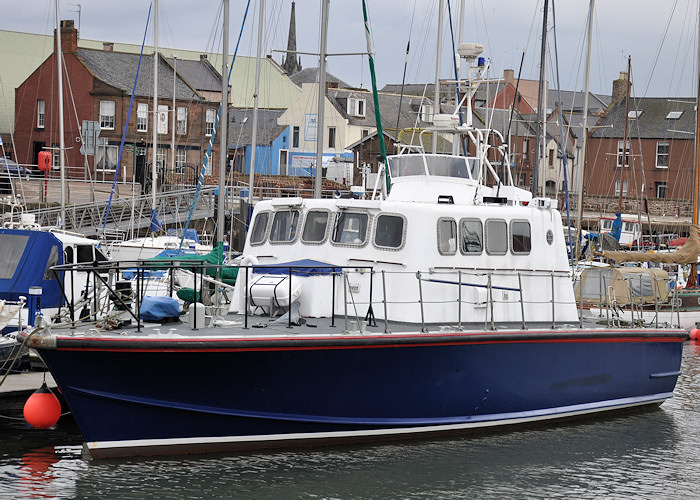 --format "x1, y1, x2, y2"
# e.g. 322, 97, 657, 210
690, 328, 698, 341
23, 383, 61, 429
